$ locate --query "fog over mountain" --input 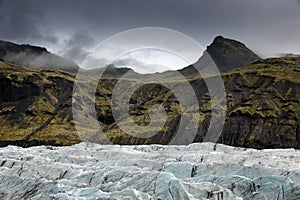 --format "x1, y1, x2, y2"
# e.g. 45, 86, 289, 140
0, 40, 79, 73
0, 0, 300, 71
